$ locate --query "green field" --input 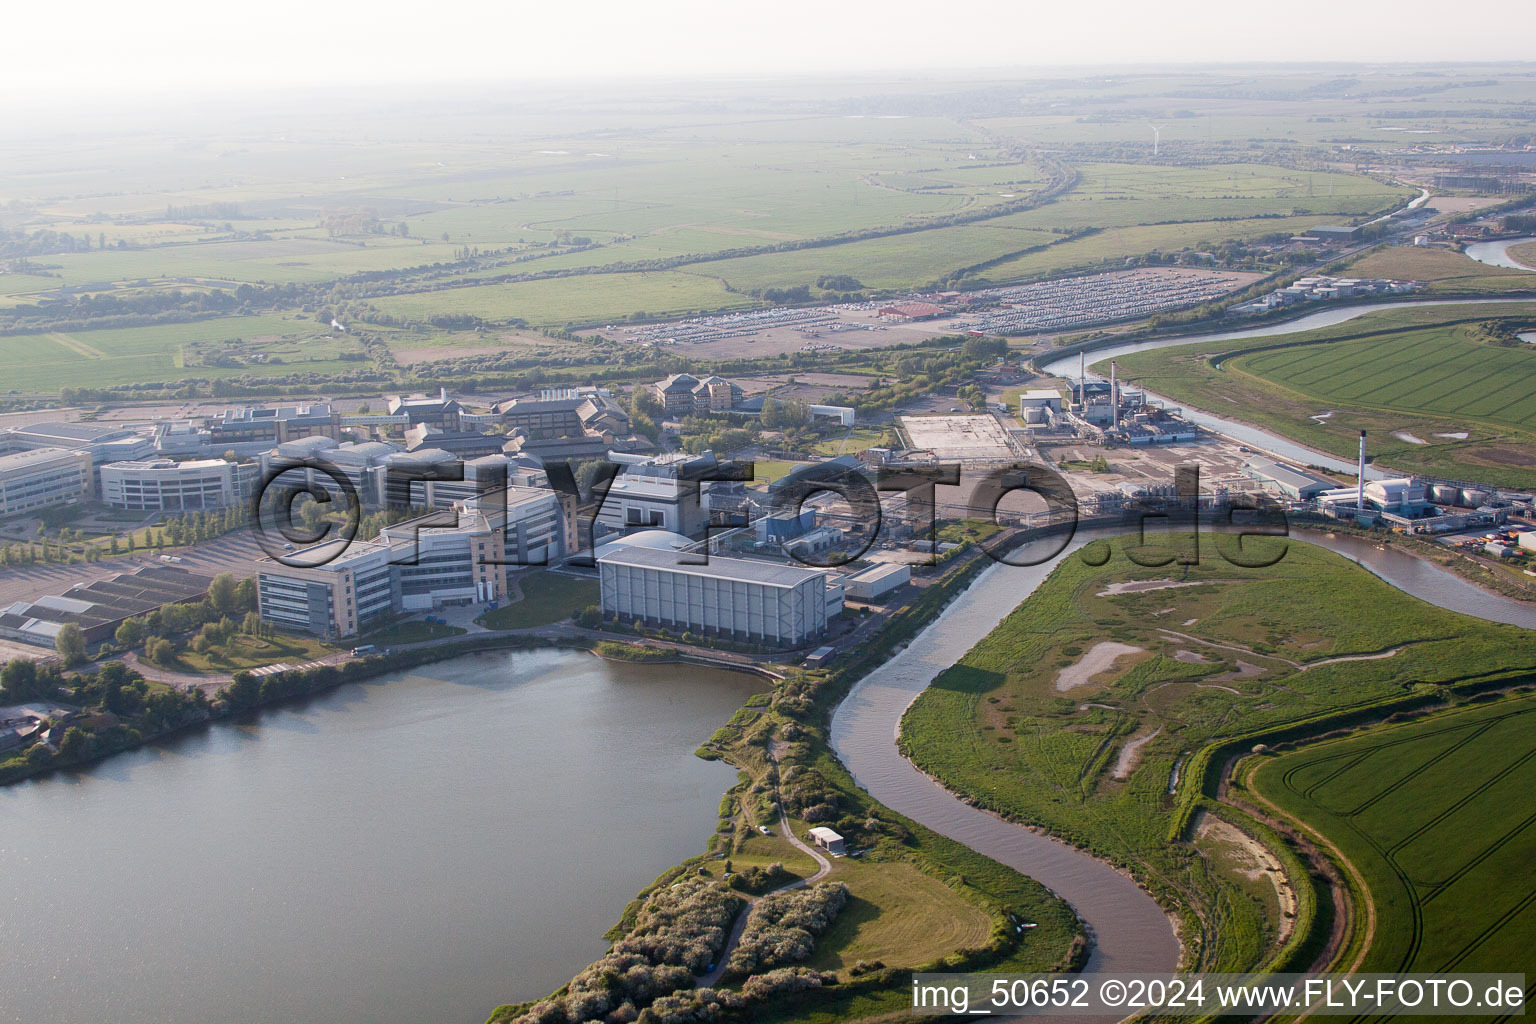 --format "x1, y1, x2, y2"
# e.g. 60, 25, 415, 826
901, 535, 1536, 973
1344, 246, 1536, 295
0, 314, 364, 392
1109, 304, 1536, 488
369, 271, 760, 327
1249, 693, 1536, 996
